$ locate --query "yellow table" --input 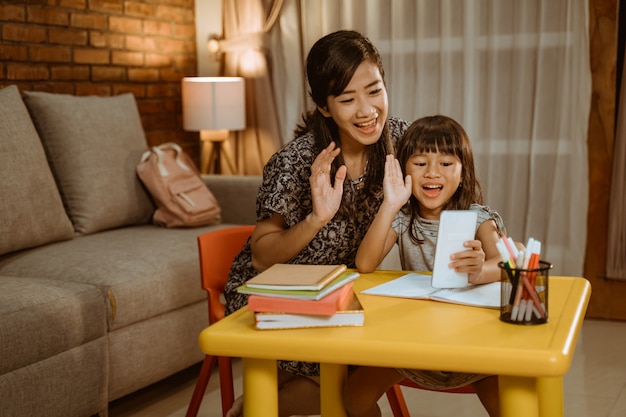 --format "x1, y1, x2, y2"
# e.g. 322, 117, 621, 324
198, 271, 591, 417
